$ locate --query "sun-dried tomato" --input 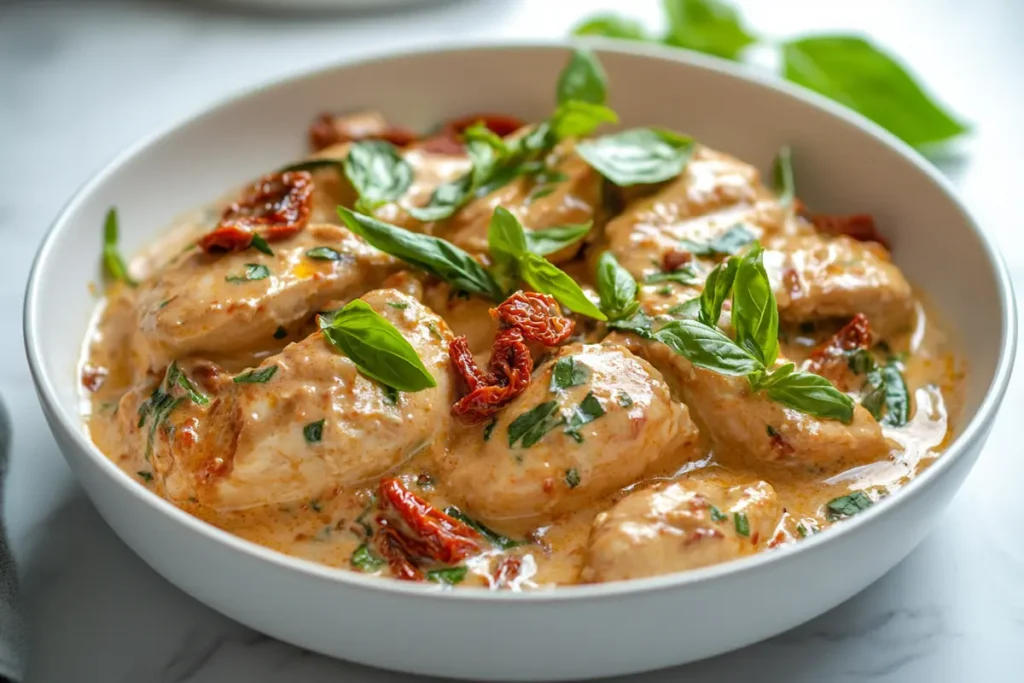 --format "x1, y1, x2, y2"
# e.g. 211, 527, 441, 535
80, 363, 108, 392
376, 524, 424, 581
308, 112, 418, 152
199, 171, 314, 254
451, 328, 533, 423
448, 336, 495, 392
416, 112, 527, 155
491, 292, 575, 346
662, 249, 693, 272
805, 313, 873, 390
378, 478, 481, 565
492, 555, 522, 589
809, 213, 890, 249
